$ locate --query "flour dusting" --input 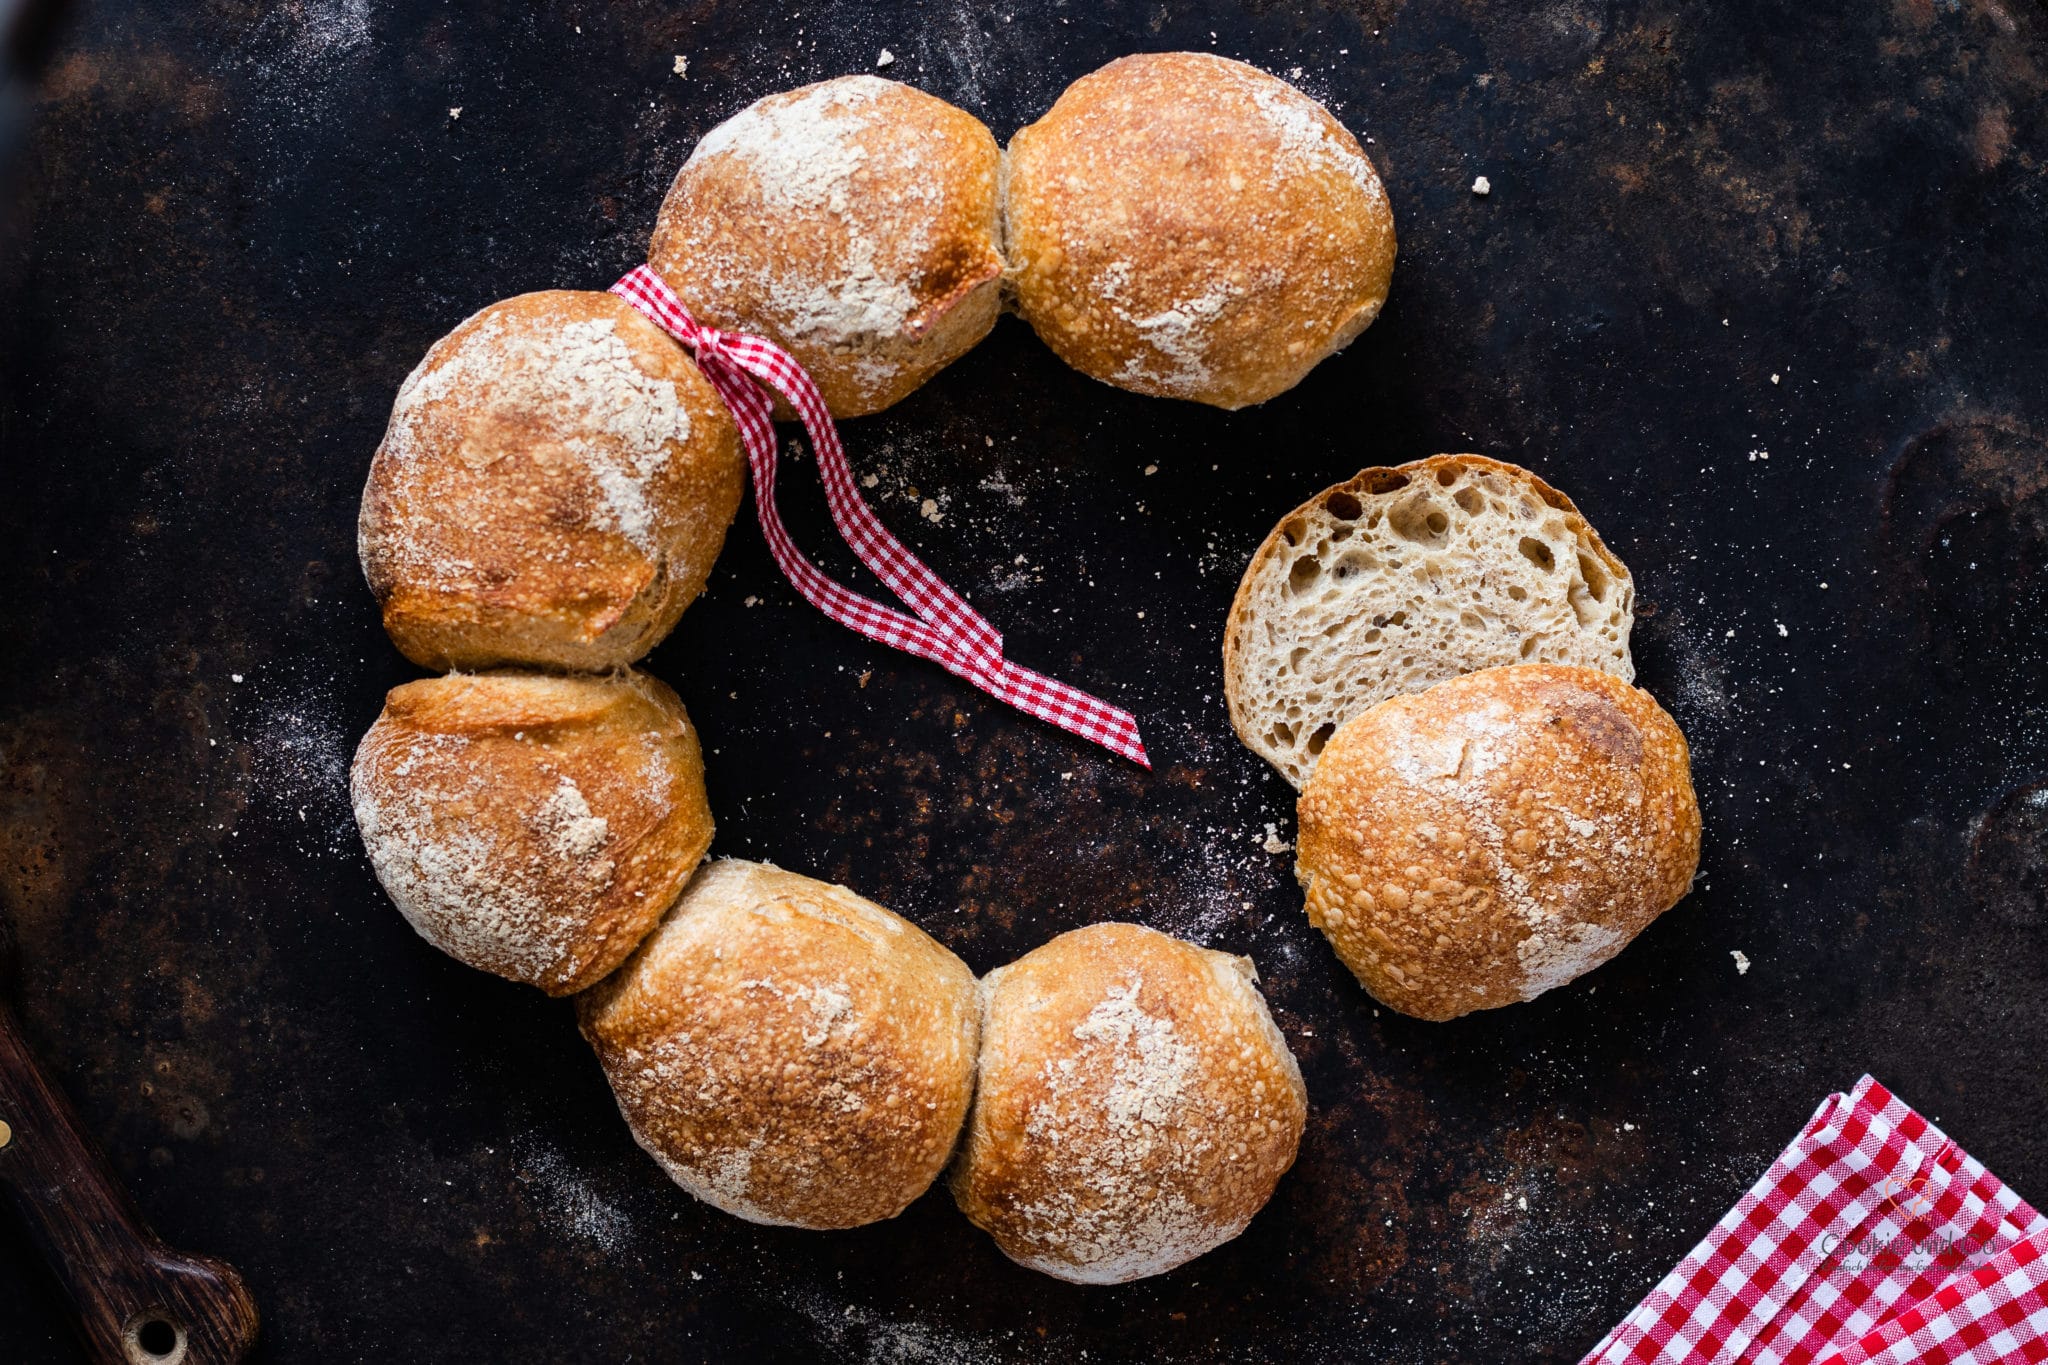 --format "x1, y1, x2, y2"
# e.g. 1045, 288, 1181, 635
513, 1136, 635, 1253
